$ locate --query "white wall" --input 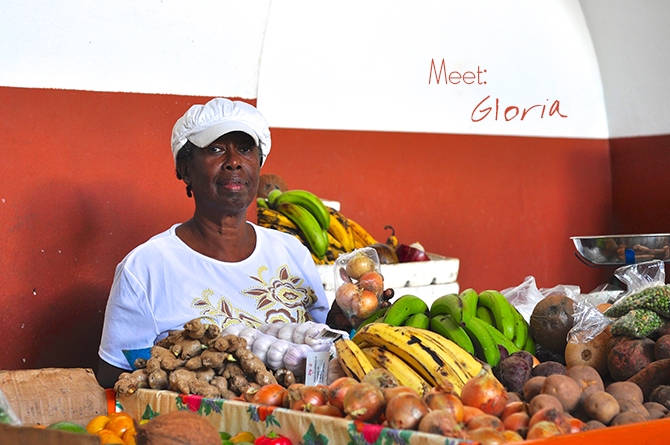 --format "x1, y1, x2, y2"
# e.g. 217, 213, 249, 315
1, 0, 669, 139
257, 0, 607, 139
579, 0, 670, 138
